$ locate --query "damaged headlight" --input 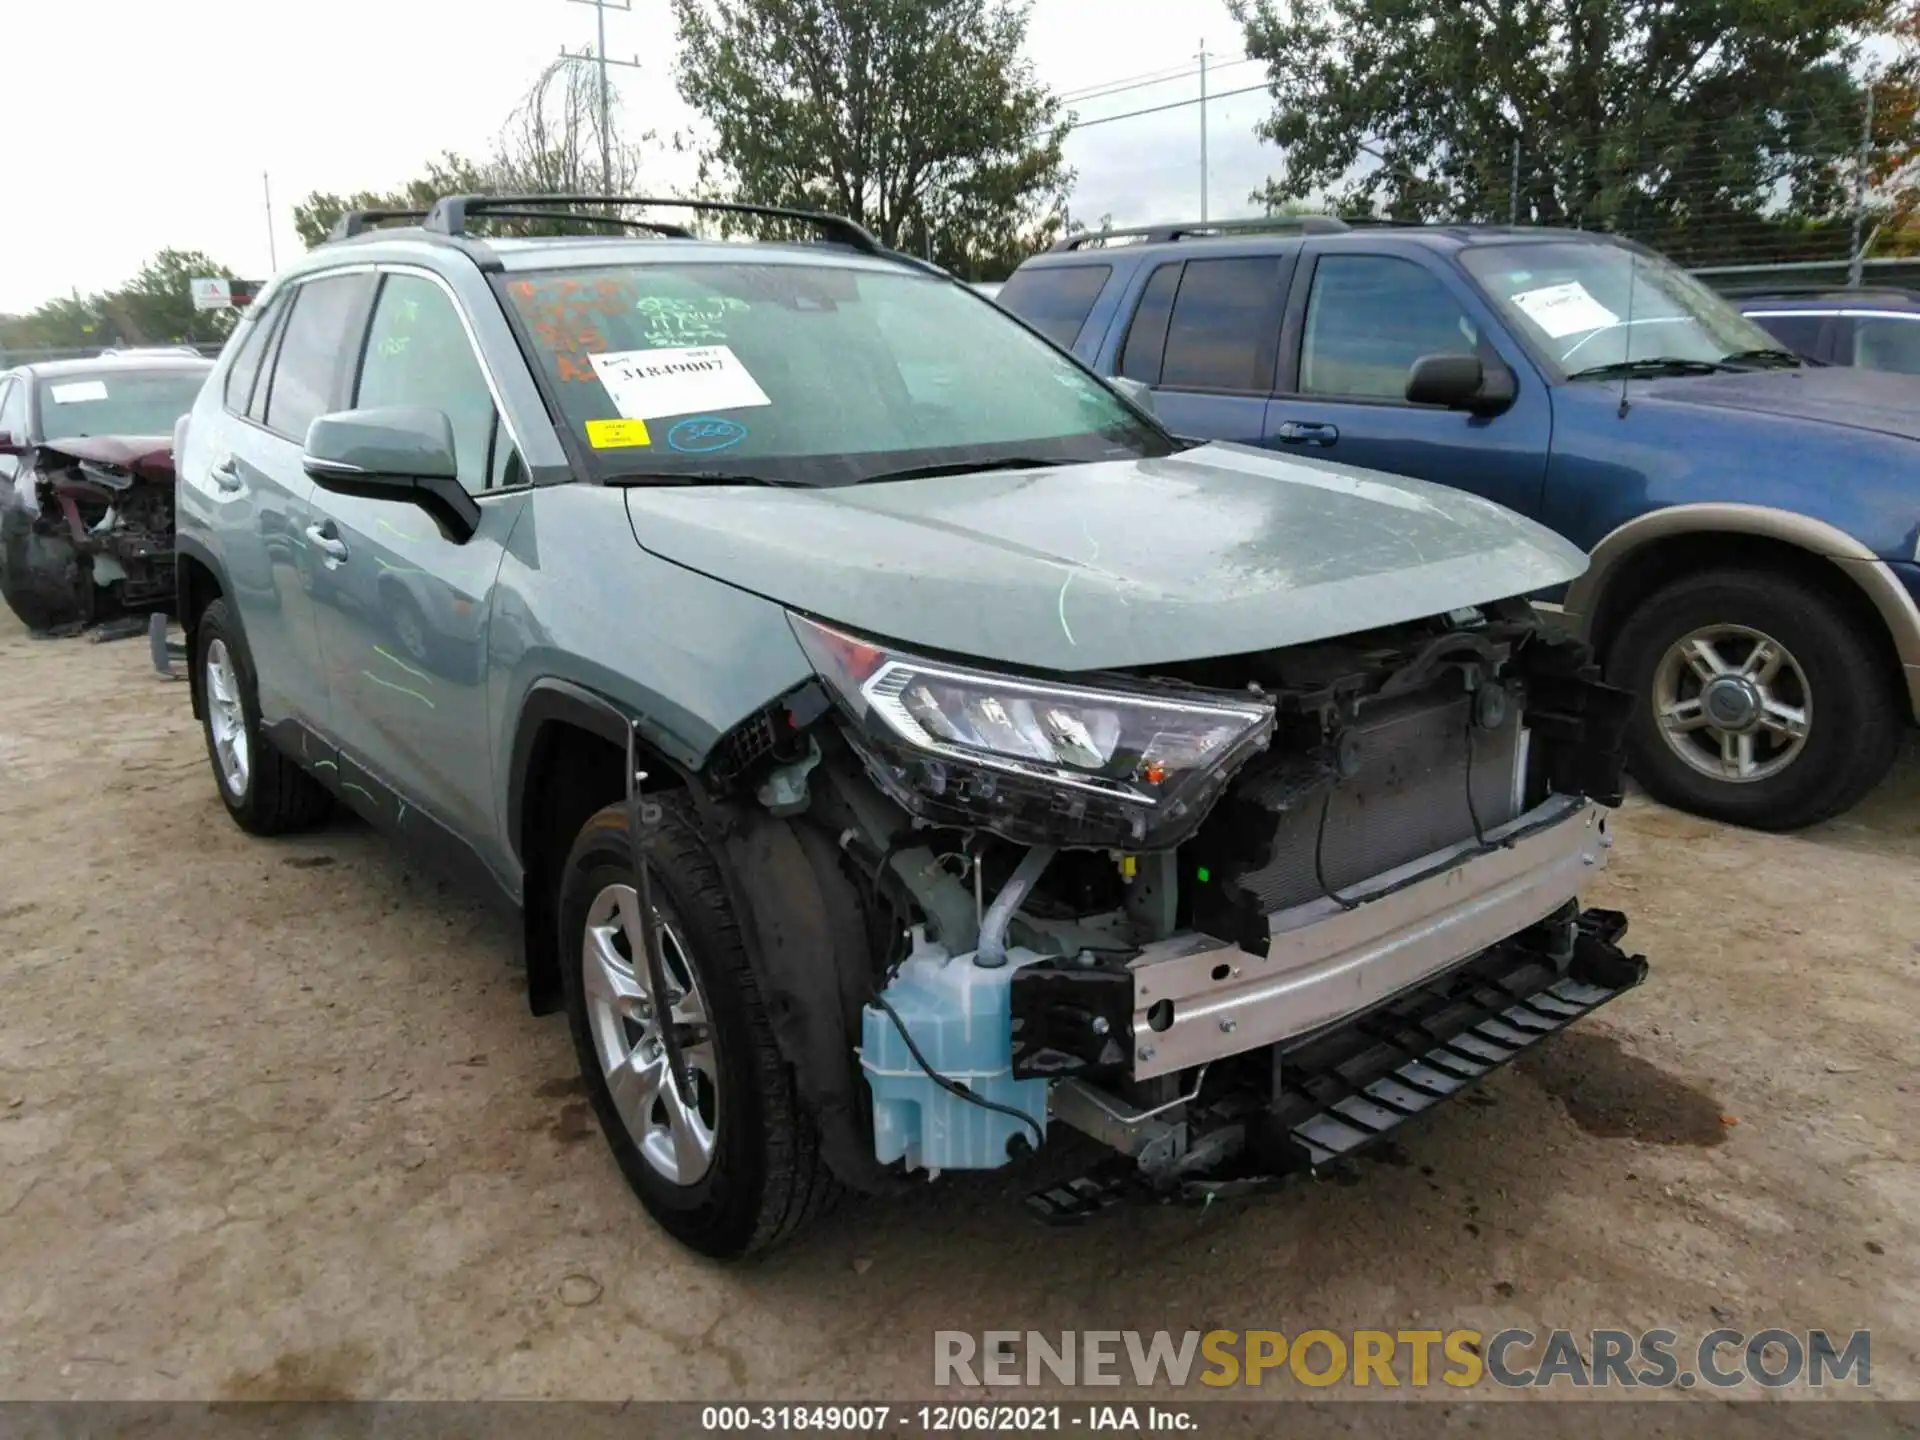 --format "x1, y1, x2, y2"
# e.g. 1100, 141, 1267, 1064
790, 614, 1276, 848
